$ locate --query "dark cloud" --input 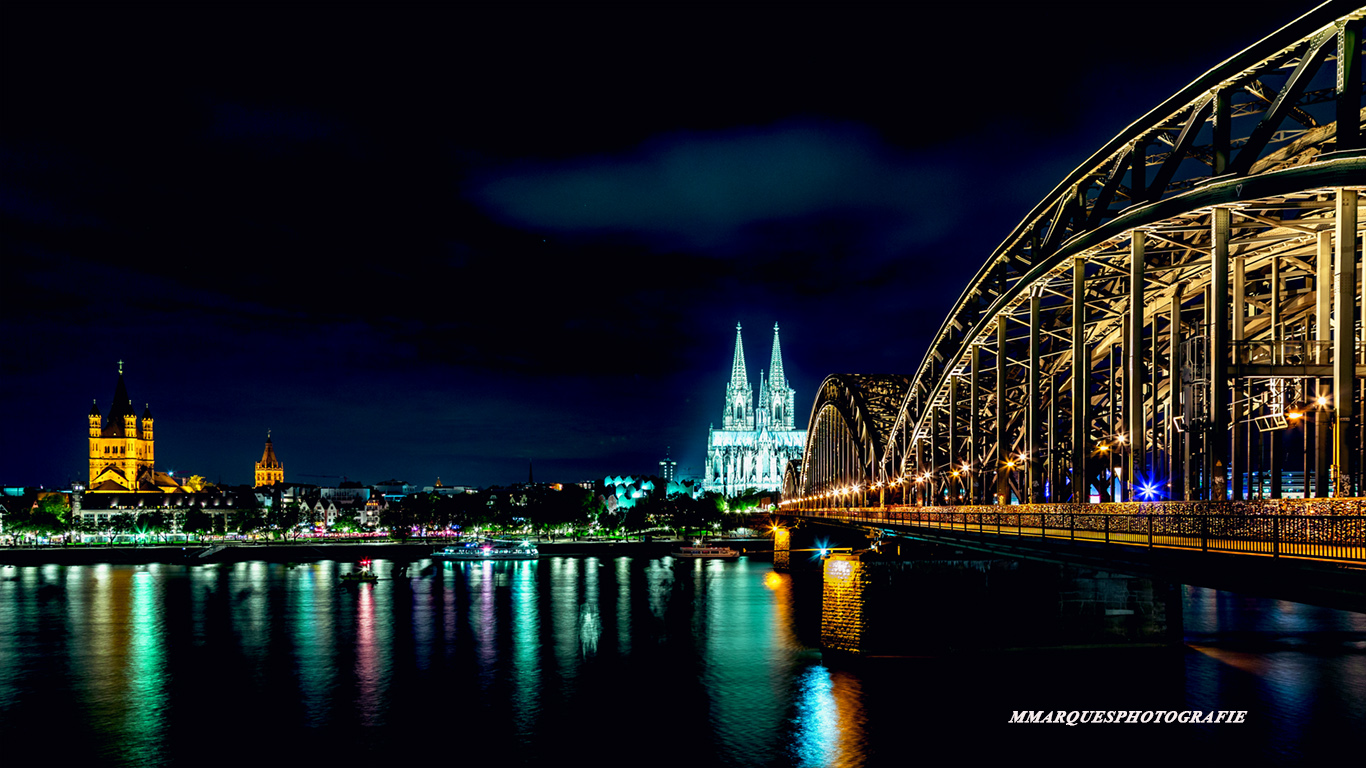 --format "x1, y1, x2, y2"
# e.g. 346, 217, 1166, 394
472, 121, 963, 257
